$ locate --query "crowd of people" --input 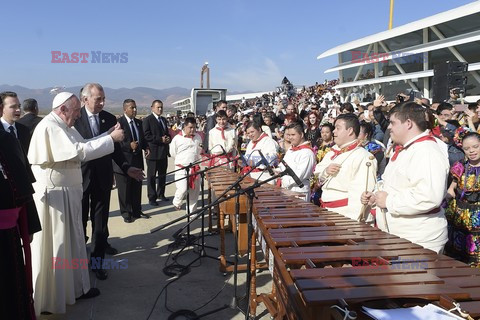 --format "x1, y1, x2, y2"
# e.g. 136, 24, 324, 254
2, 80, 480, 318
